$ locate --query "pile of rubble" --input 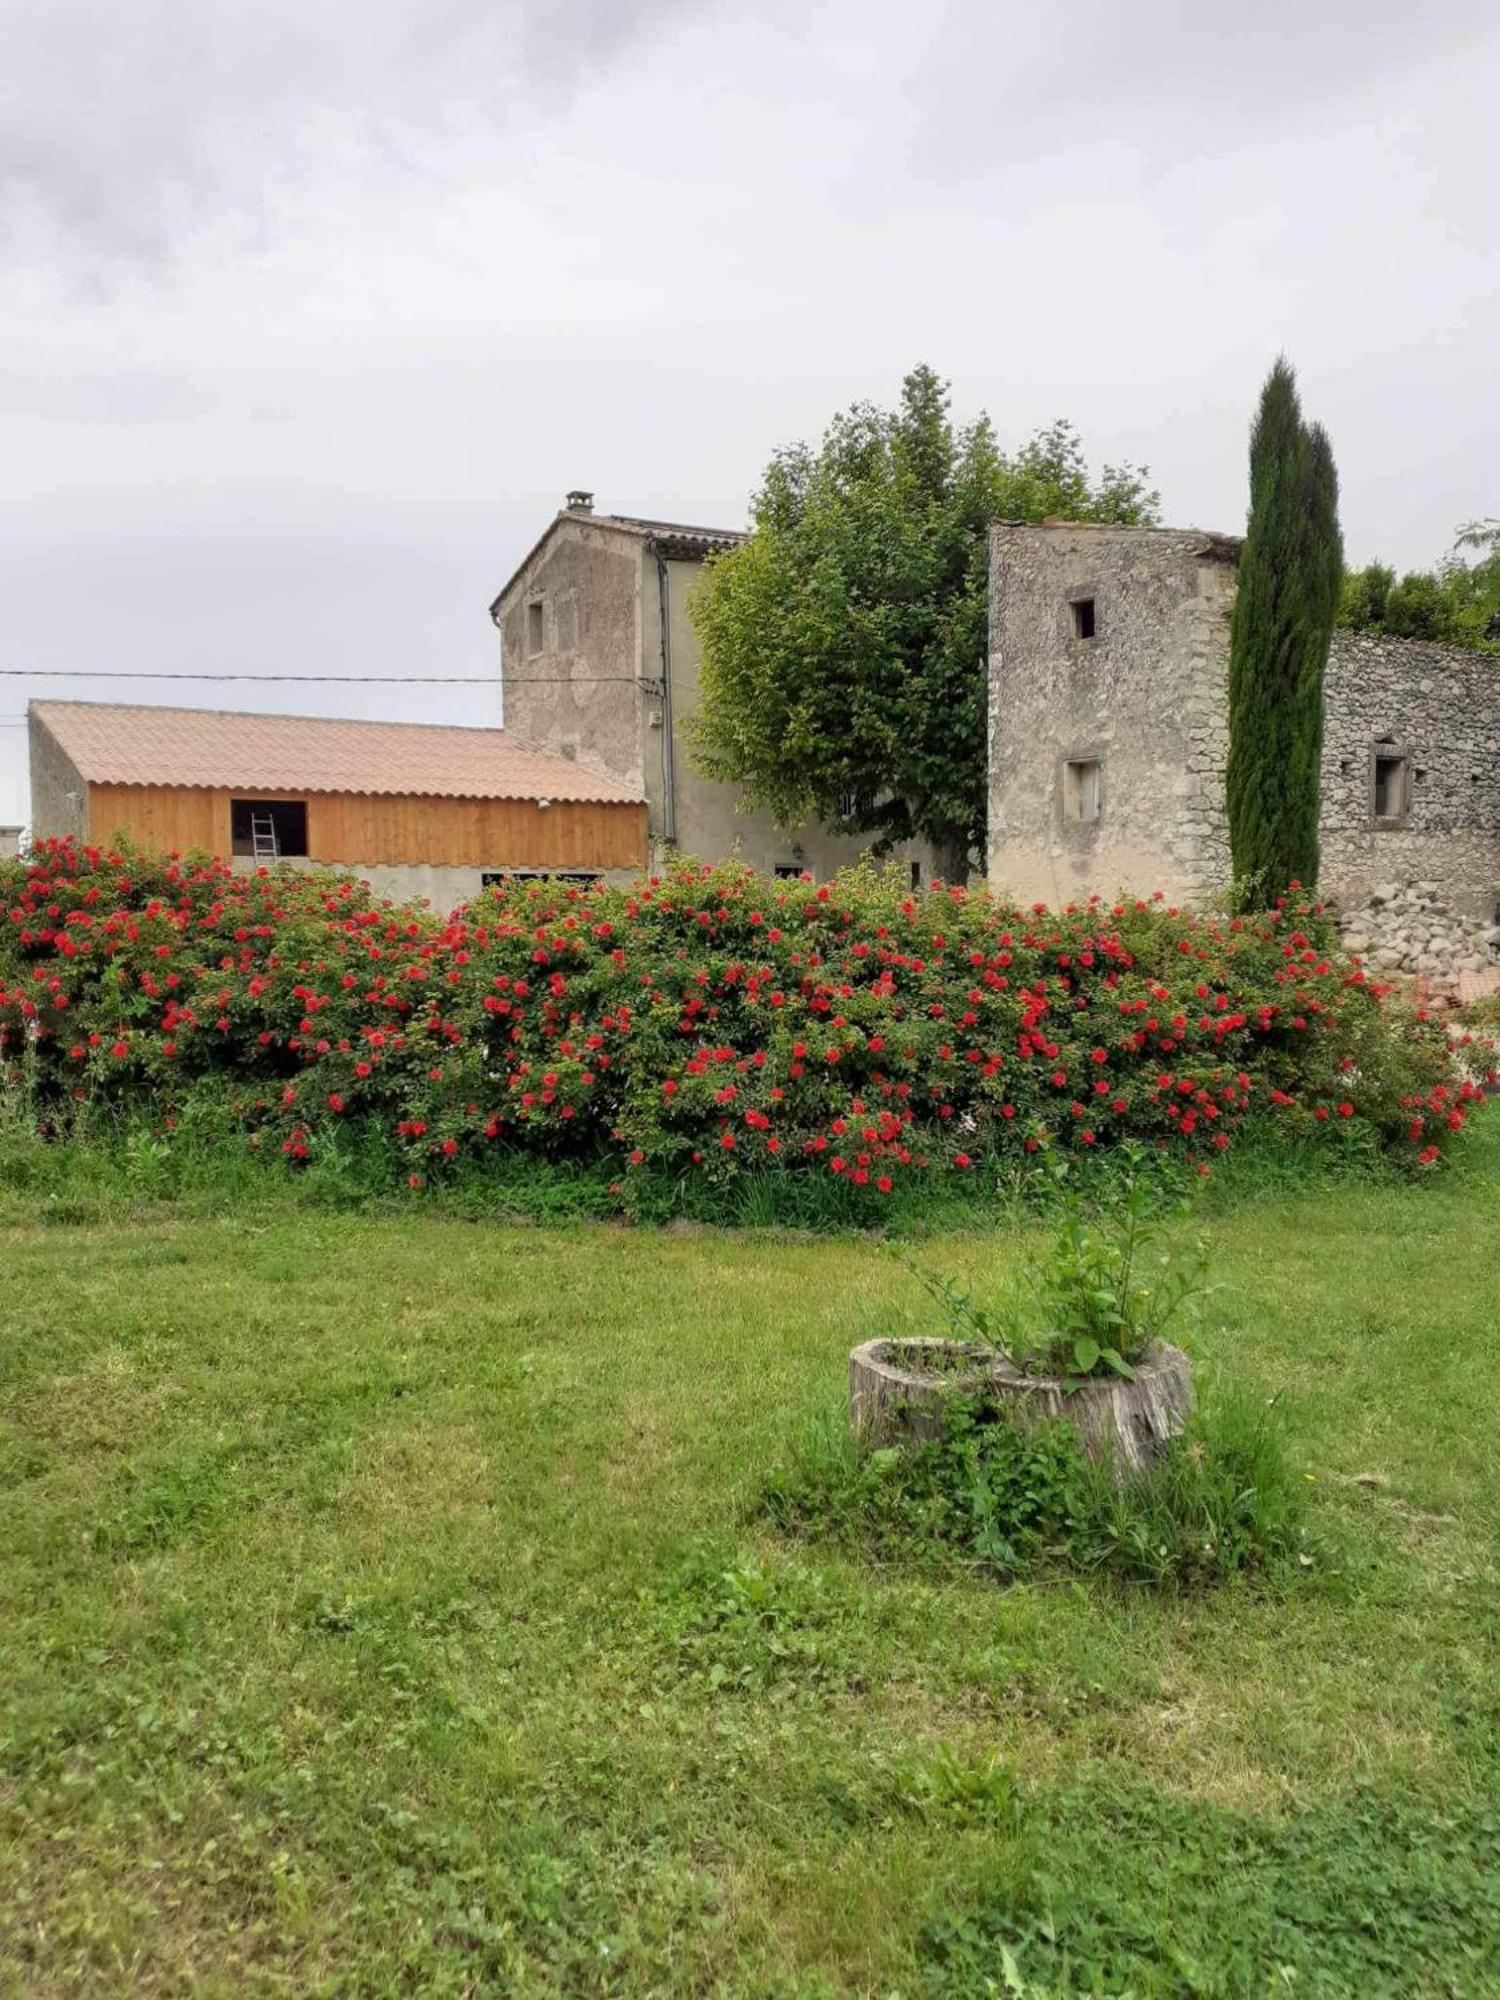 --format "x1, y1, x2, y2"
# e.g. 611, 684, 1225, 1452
1338, 880, 1500, 989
